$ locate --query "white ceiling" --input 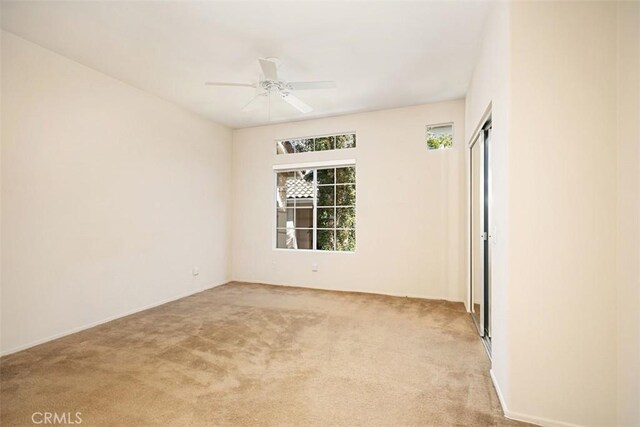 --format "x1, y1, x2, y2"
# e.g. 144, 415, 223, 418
1, 1, 490, 129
